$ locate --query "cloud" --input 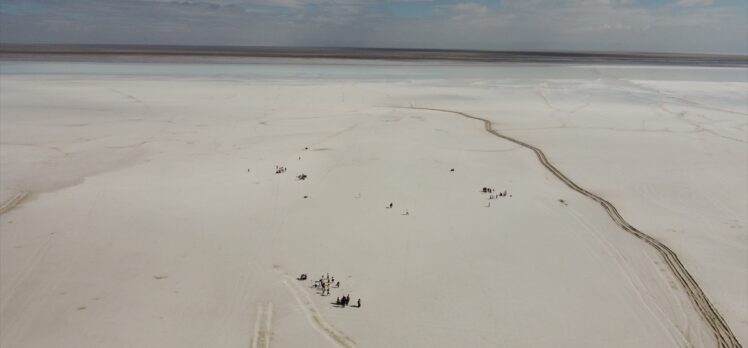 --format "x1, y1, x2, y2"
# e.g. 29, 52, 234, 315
676, 0, 715, 7
0, 0, 746, 53
440, 2, 490, 20
449, 2, 488, 14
